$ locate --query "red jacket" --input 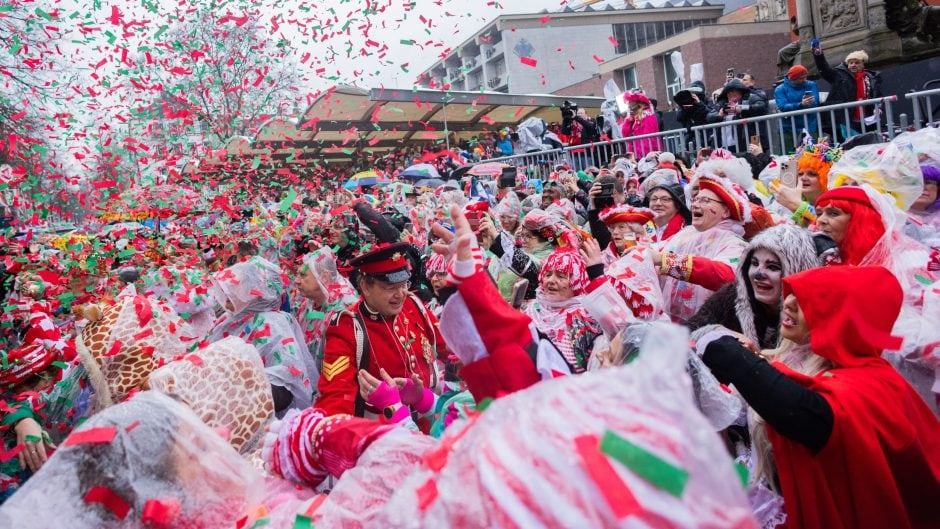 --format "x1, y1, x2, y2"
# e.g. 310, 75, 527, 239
315, 296, 448, 417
